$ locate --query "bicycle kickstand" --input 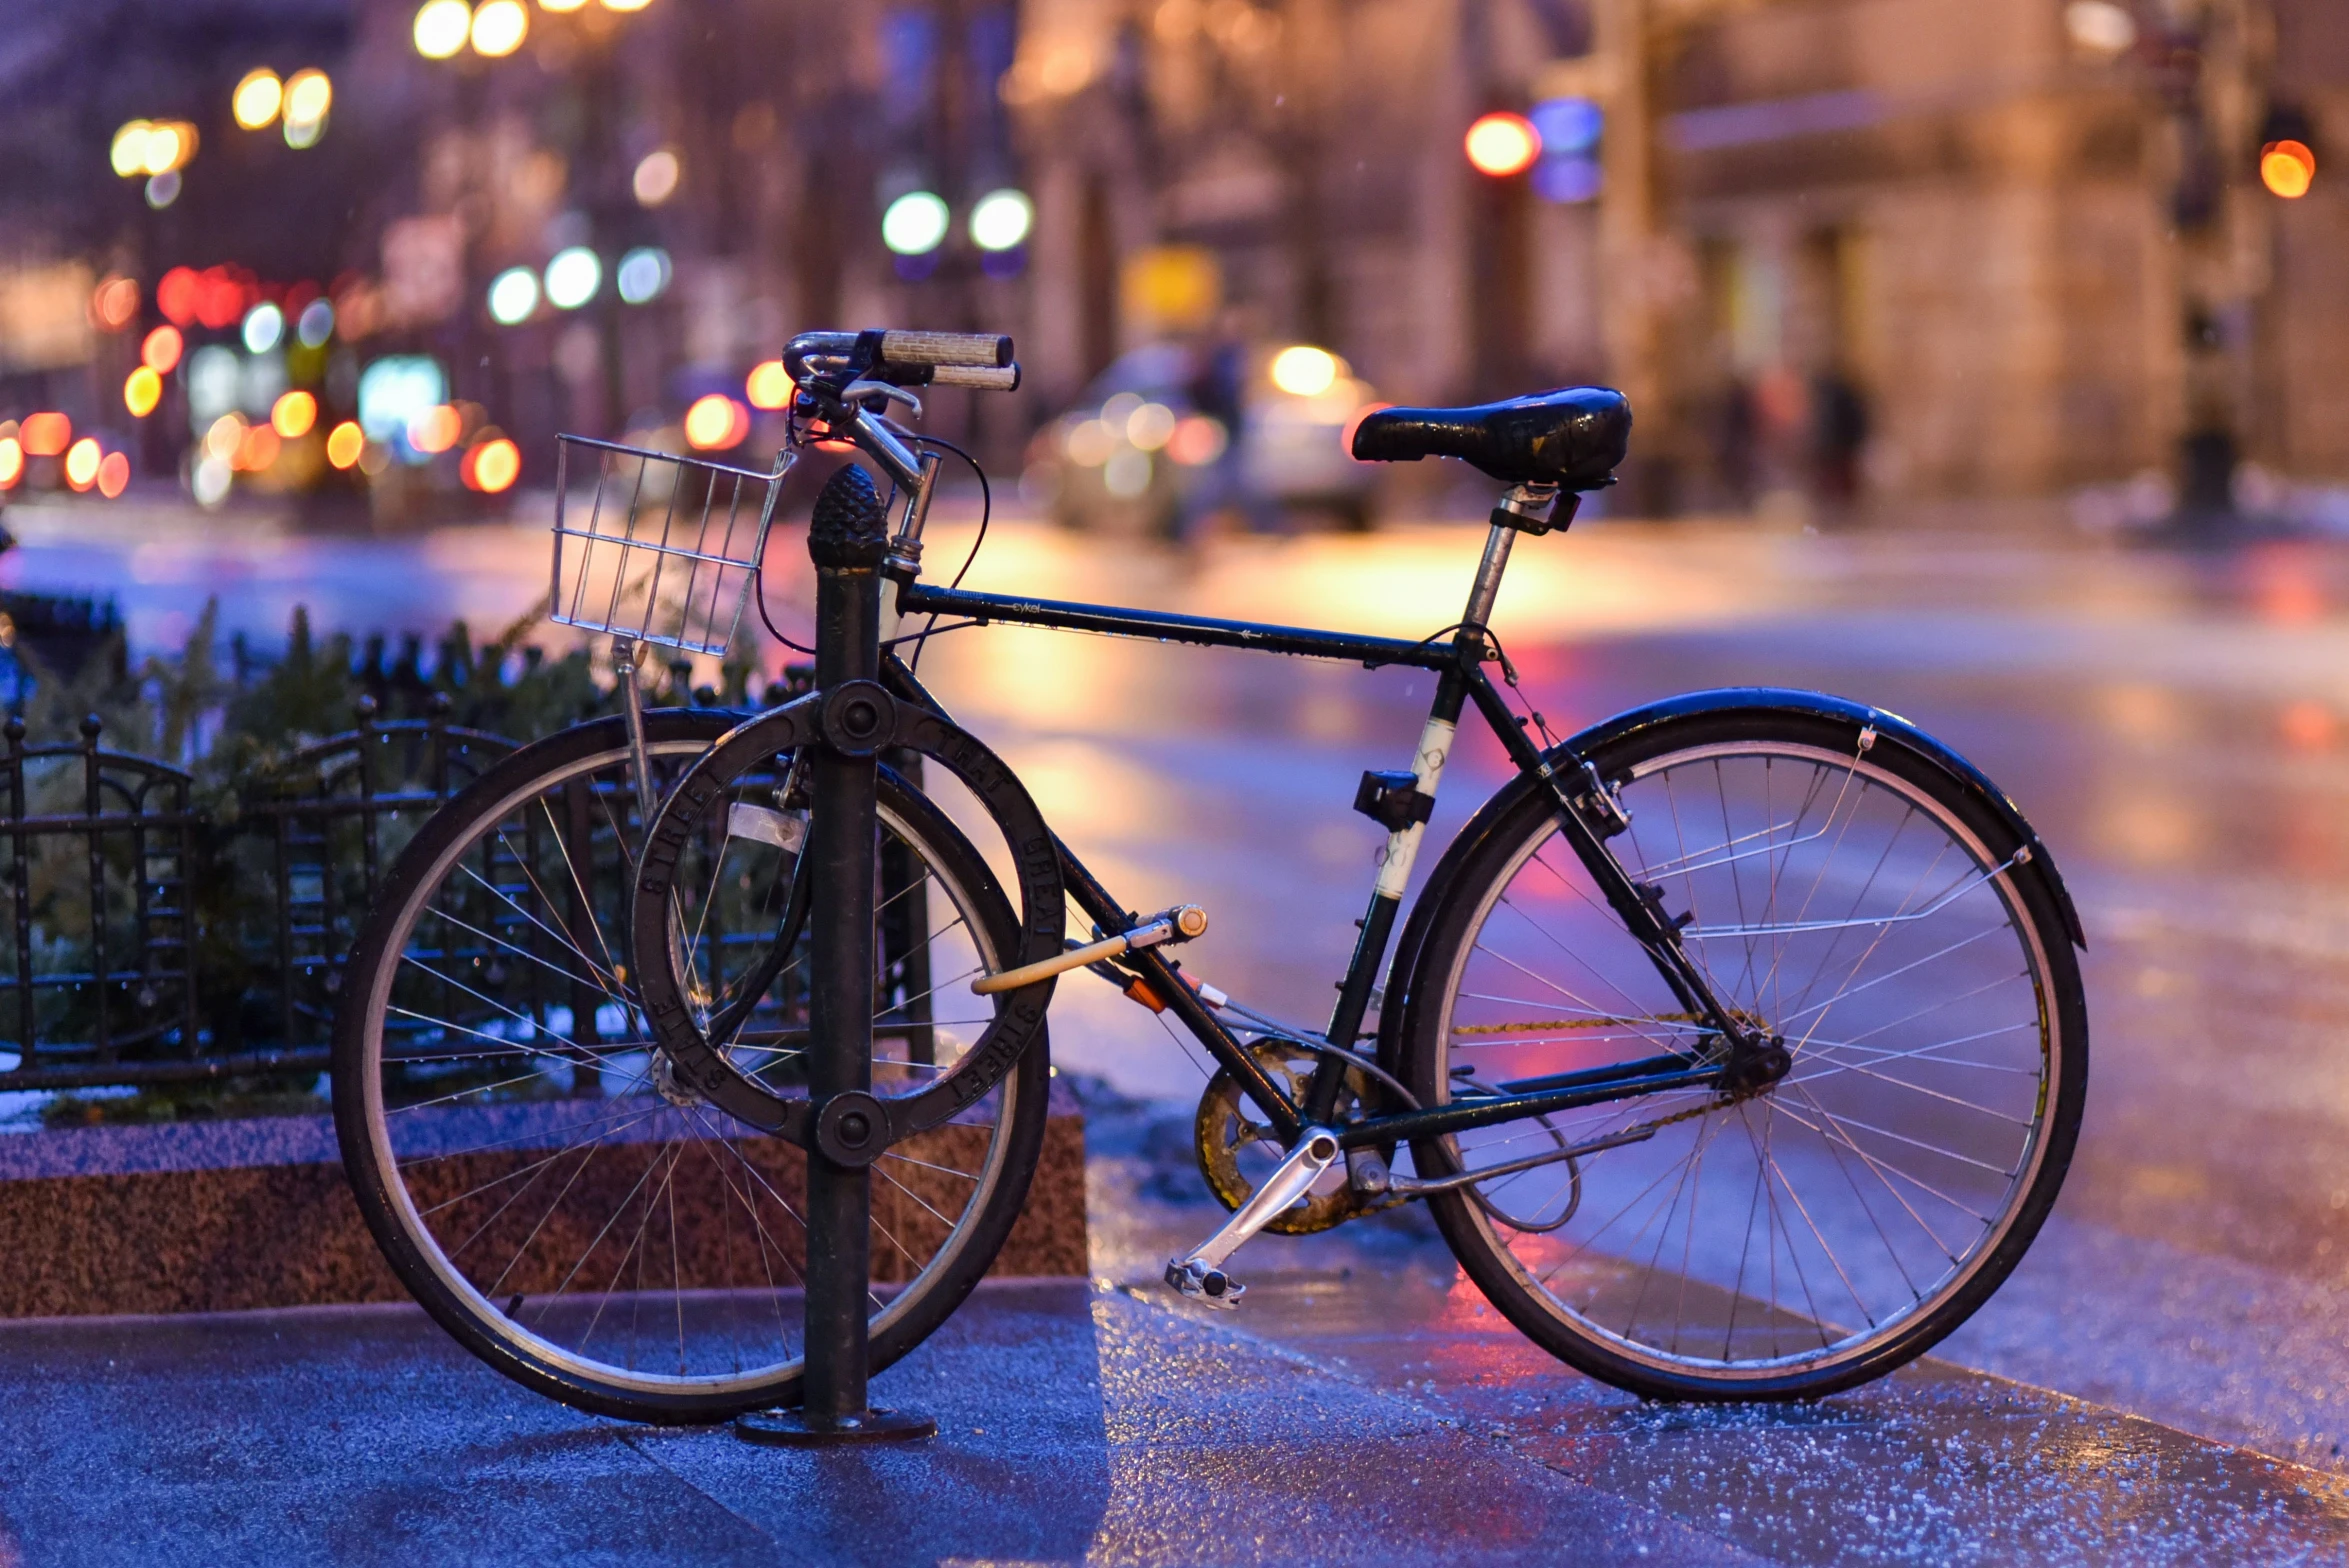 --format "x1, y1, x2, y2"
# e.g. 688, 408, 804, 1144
1164, 1126, 1341, 1309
